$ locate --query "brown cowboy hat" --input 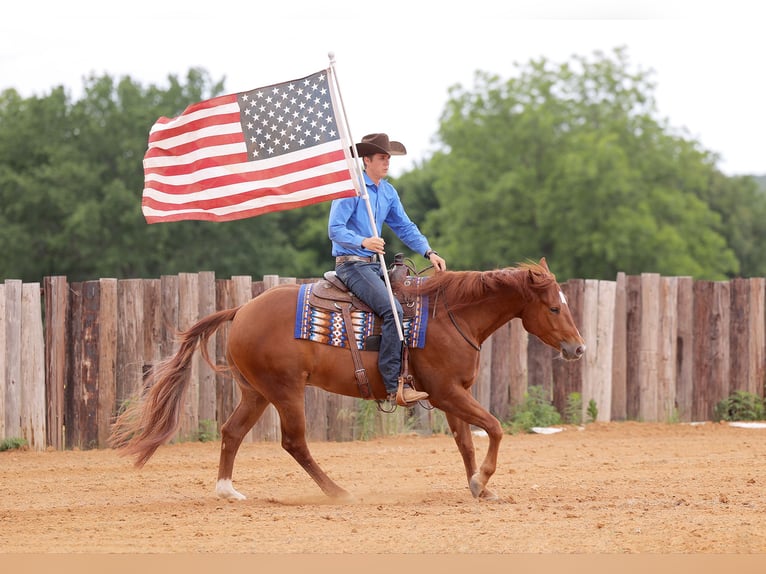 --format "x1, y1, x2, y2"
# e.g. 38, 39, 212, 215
352, 133, 407, 156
